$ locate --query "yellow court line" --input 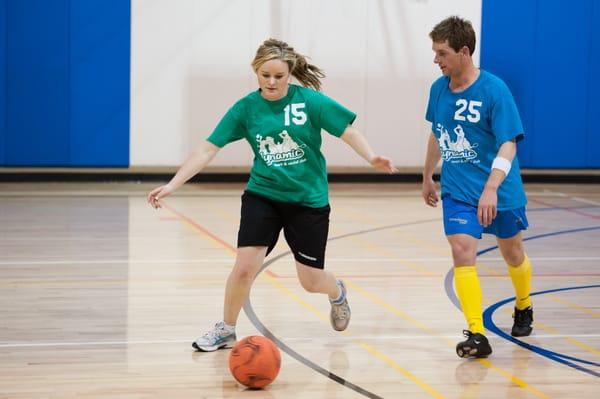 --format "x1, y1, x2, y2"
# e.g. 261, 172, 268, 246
163, 200, 586, 397
359, 342, 447, 399
346, 235, 437, 276
394, 224, 599, 357
0, 279, 228, 288
394, 230, 508, 278
345, 225, 550, 397
163, 201, 447, 398
334, 206, 438, 276
396, 231, 600, 346
342, 197, 599, 358
346, 280, 551, 399
347, 281, 443, 338
393, 230, 451, 258
547, 294, 600, 318
261, 273, 447, 399
322, 206, 548, 397
211, 207, 240, 224
163, 204, 237, 253
491, 298, 600, 359
530, 320, 600, 358
476, 359, 550, 399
